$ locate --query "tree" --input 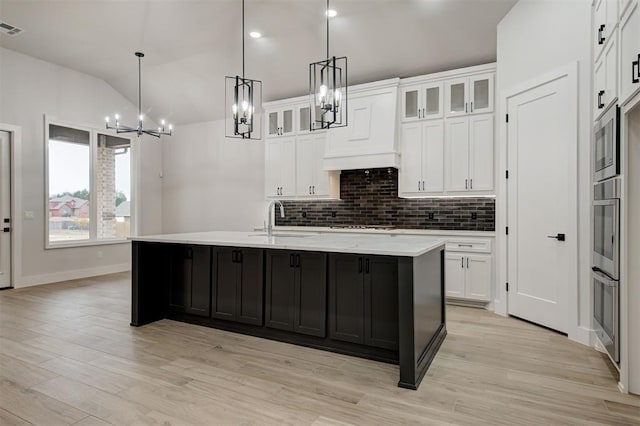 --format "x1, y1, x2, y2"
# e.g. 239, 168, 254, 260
50, 189, 90, 200
115, 191, 127, 207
